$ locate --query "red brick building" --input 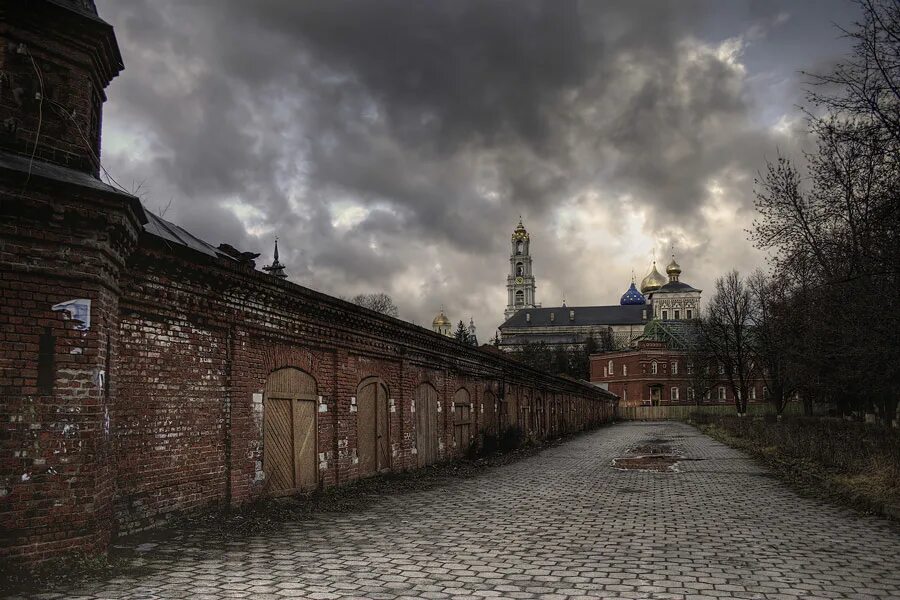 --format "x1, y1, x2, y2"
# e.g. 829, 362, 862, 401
590, 339, 766, 408
0, 2, 617, 566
